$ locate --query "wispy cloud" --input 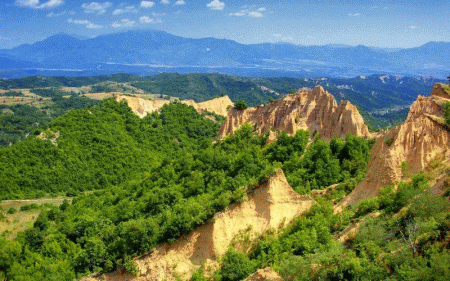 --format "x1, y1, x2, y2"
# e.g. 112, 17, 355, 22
15, 0, 64, 9
229, 11, 245, 16
141, 1, 155, 8
112, 5, 136, 15
174, 0, 186, 5
161, 0, 170, 4
229, 7, 266, 18
111, 18, 135, 28
68, 18, 103, 29
0, 36, 12, 41
81, 2, 111, 15
47, 11, 66, 17
152, 12, 166, 16
140, 16, 162, 23
273, 34, 293, 42
206, 0, 224, 10
248, 11, 263, 18
348, 13, 361, 17
409, 25, 418, 29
